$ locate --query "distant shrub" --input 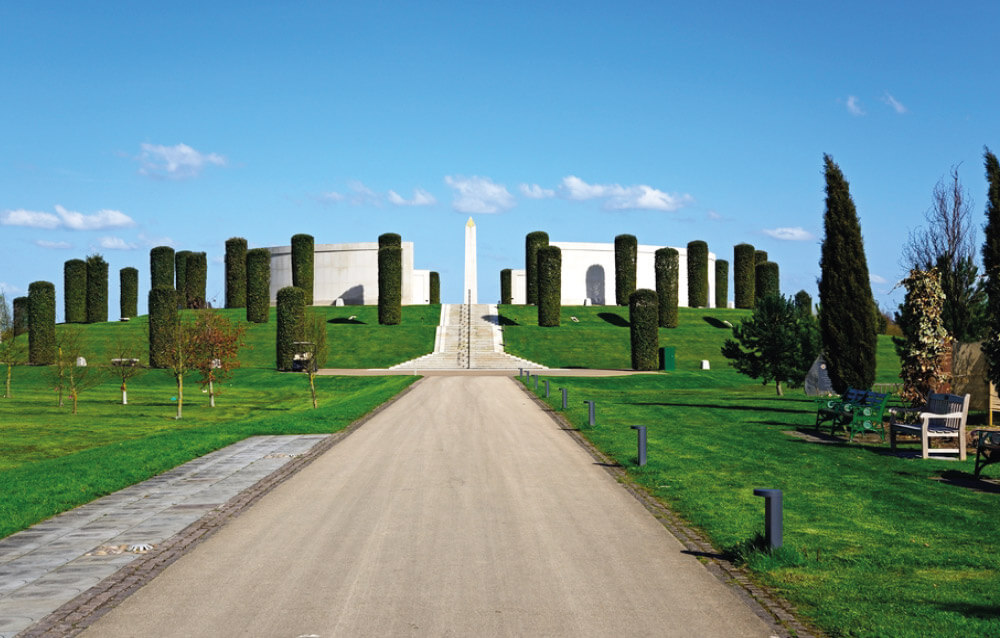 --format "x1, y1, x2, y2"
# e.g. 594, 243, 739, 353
525, 231, 549, 305
148, 287, 178, 369
733, 243, 756, 309
629, 289, 659, 371
715, 259, 729, 309
500, 269, 512, 305
276, 286, 306, 371
120, 267, 138, 319
185, 252, 208, 309
378, 245, 402, 325
429, 271, 440, 304
246, 248, 271, 323
615, 234, 637, 306
755, 261, 780, 302
175, 250, 191, 308
86, 254, 108, 323
150, 246, 175, 290
28, 281, 56, 365
794, 290, 812, 317
225, 237, 248, 309
12, 297, 28, 336
538, 246, 561, 327
291, 234, 315, 305
655, 248, 679, 328
63, 259, 87, 323
687, 240, 708, 308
